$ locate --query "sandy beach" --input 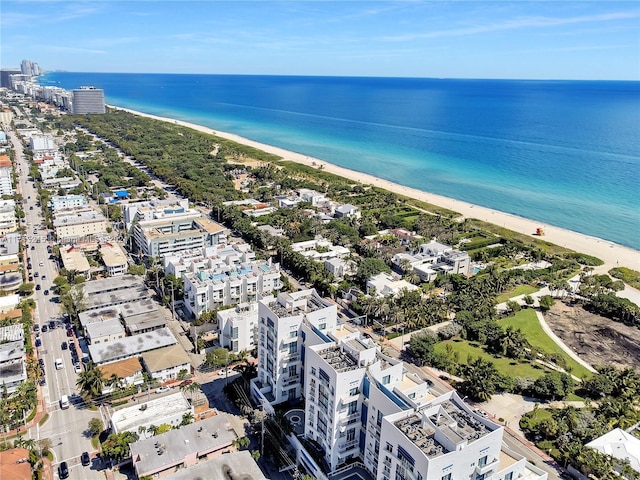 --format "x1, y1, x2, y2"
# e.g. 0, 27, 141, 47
113, 106, 639, 272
